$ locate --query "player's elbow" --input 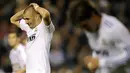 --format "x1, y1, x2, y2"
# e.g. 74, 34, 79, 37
40, 8, 50, 18
45, 11, 50, 17
43, 12, 50, 19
